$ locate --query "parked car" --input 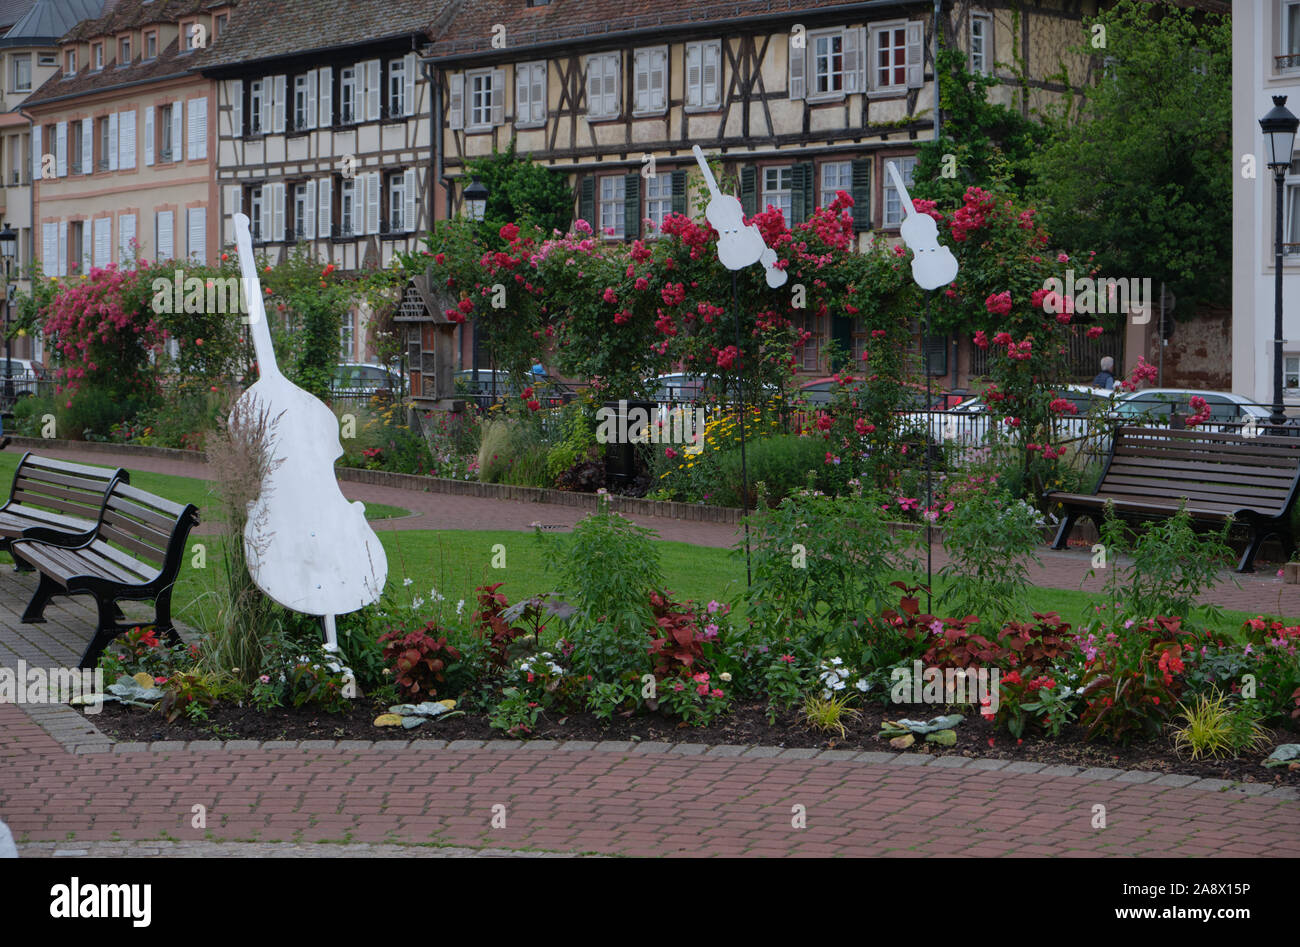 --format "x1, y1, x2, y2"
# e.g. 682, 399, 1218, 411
332, 363, 403, 398
0, 359, 44, 398
900, 384, 1119, 446
1112, 388, 1276, 434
